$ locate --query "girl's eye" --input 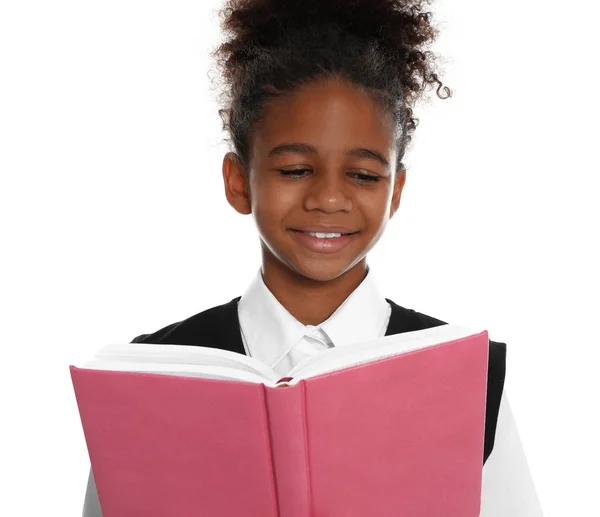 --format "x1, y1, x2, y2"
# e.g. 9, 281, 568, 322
278, 169, 381, 183
351, 172, 381, 184
278, 169, 311, 178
